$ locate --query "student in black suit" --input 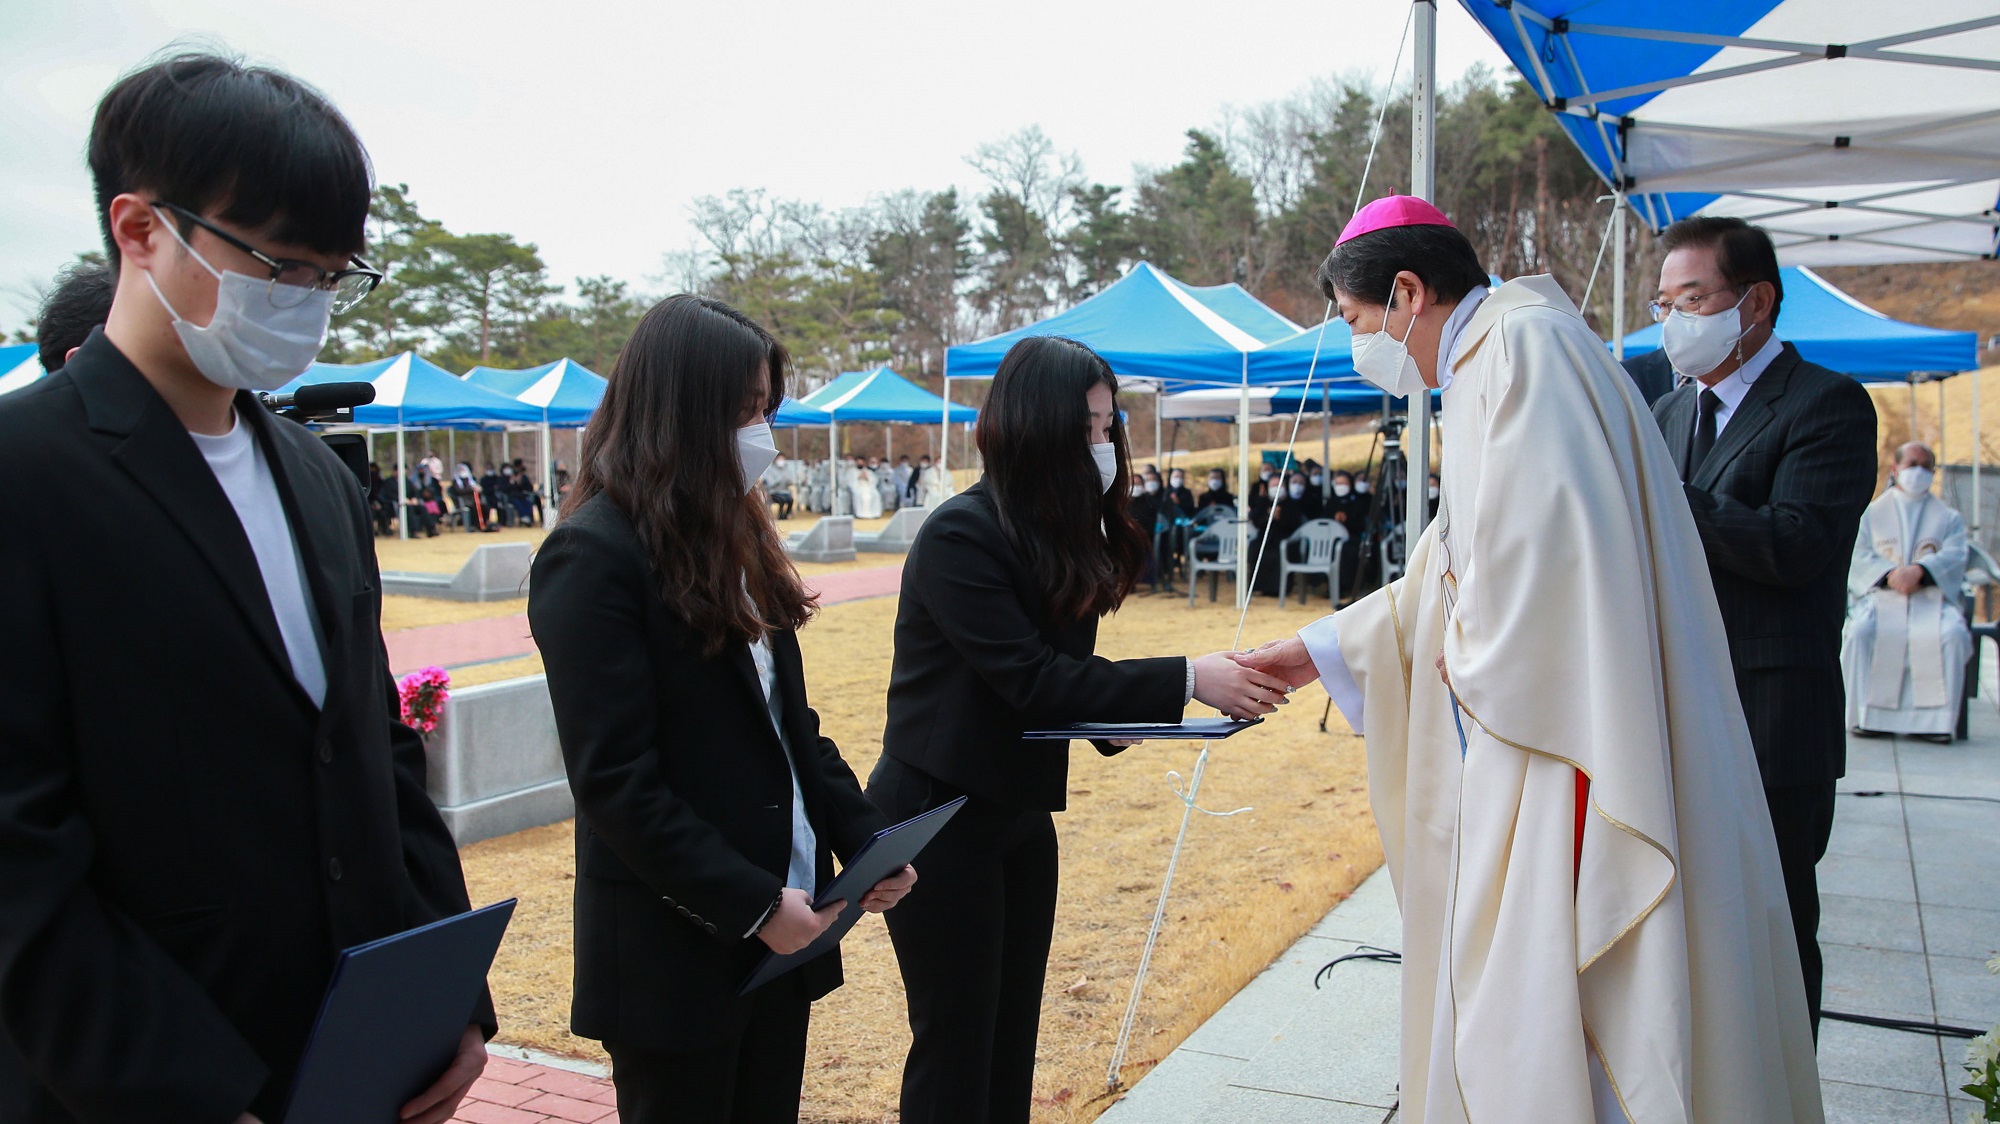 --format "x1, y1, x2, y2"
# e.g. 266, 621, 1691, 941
869, 336, 1290, 1124
34, 259, 117, 372
529, 294, 915, 1124
0, 53, 490, 1124
1164, 467, 1196, 514
1648, 216, 1878, 1033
